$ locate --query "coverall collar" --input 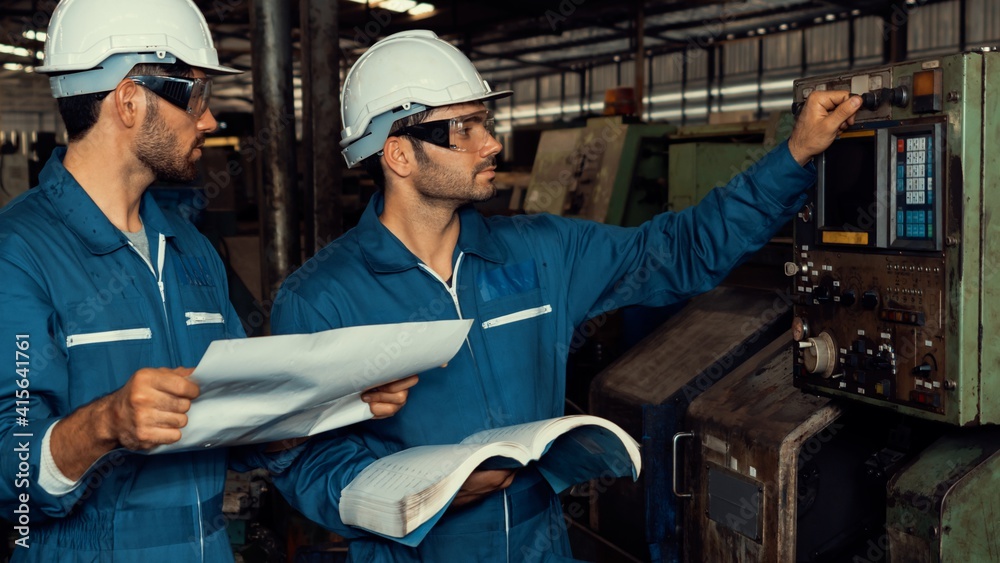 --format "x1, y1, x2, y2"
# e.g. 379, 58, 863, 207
39, 148, 176, 256
358, 190, 505, 274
